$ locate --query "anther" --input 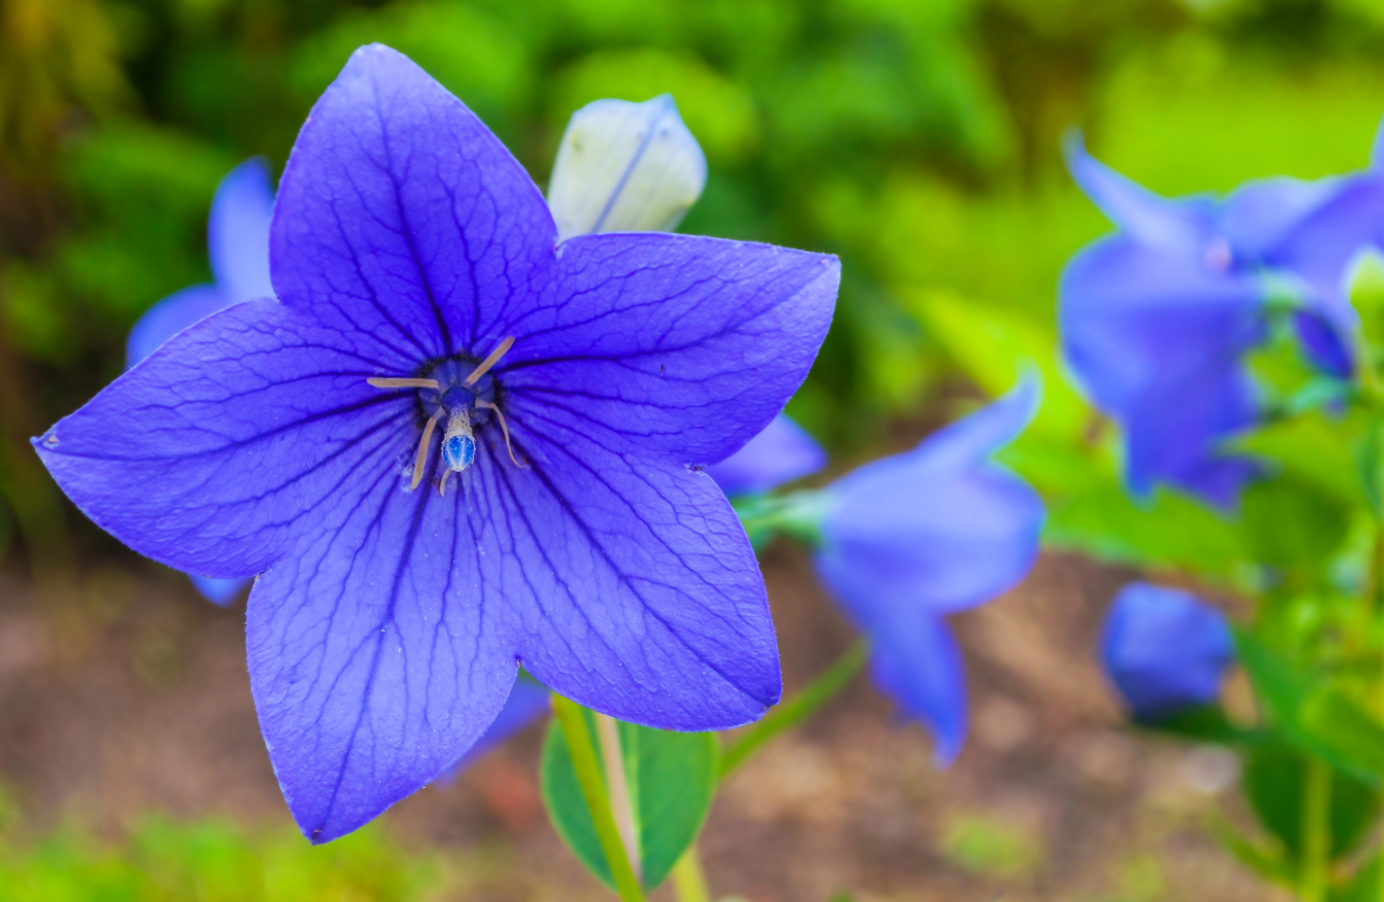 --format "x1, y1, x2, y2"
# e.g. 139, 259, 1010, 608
465, 336, 515, 387
477, 399, 526, 468
368, 377, 441, 390
412, 410, 443, 490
